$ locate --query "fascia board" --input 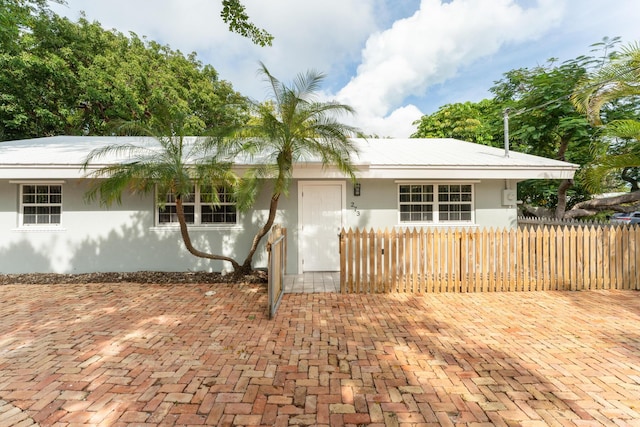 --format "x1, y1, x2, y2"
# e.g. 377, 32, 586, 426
0, 166, 87, 179
1, 163, 577, 181
354, 165, 578, 180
